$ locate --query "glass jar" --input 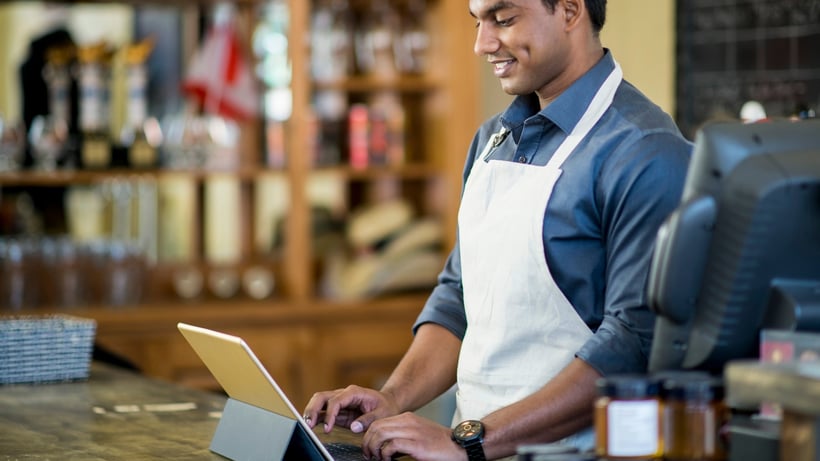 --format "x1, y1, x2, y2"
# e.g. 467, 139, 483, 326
594, 375, 663, 460
662, 375, 729, 461
88, 239, 145, 307
40, 236, 85, 308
